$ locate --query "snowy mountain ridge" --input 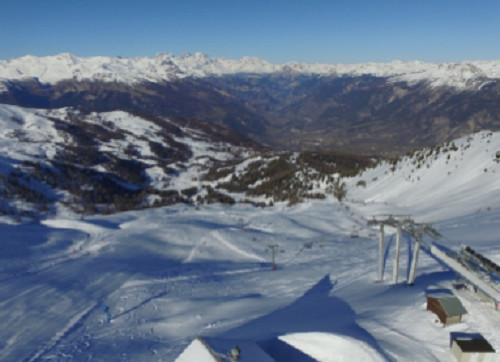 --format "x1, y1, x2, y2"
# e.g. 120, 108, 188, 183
1, 52, 500, 89
3, 53, 500, 155
347, 130, 500, 223
0, 104, 264, 219
1, 101, 499, 225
